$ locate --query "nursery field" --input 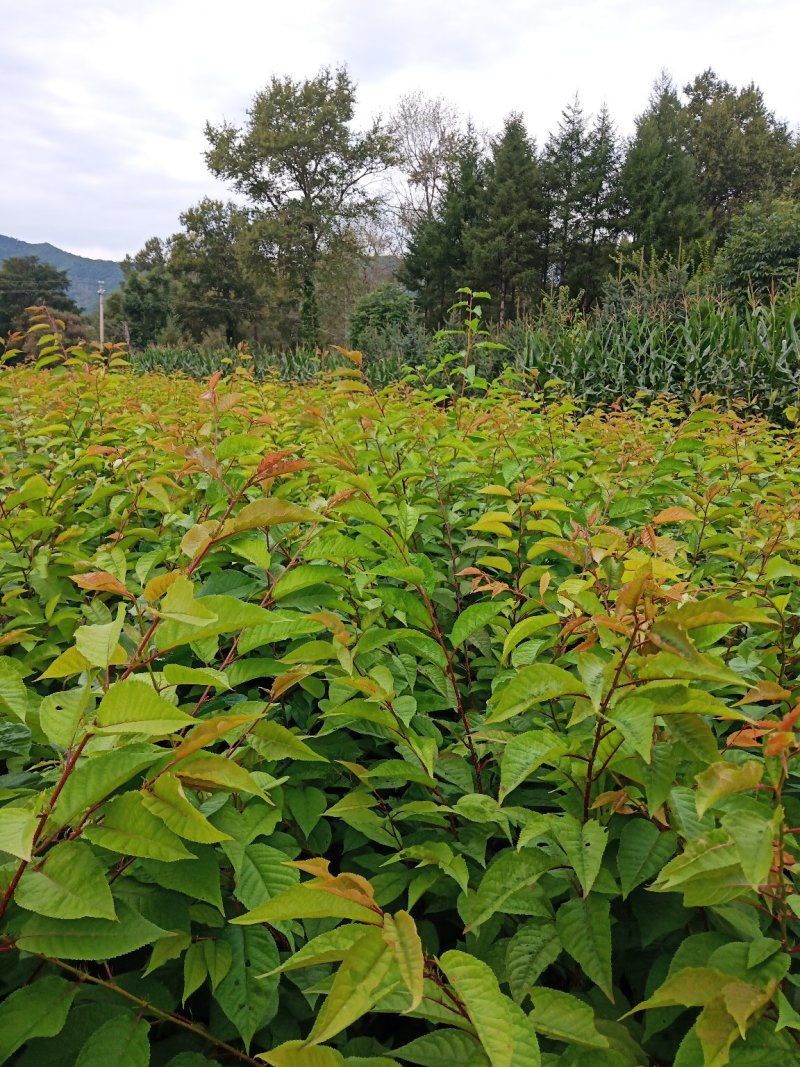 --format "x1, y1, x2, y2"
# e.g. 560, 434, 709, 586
3, 360, 800, 1066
